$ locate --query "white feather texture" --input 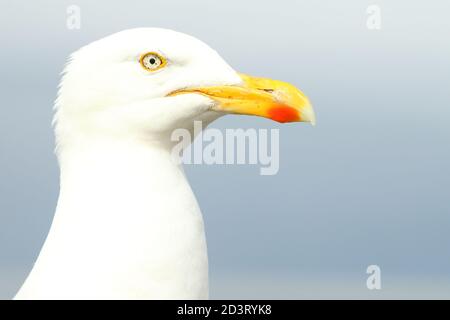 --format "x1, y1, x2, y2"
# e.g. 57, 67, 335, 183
15, 28, 242, 299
